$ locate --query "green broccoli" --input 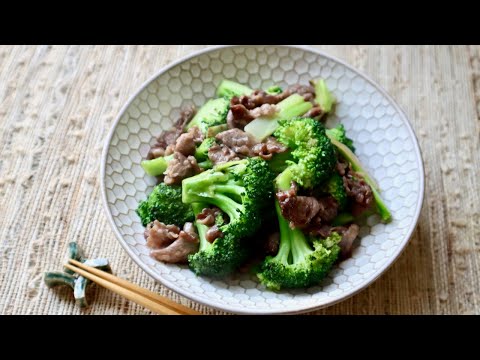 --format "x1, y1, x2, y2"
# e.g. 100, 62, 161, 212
186, 97, 230, 134
326, 173, 347, 210
244, 94, 313, 141
311, 78, 335, 113
183, 158, 275, 277
187, 203, 249, 278
266, 85, 283, 95
326, 124, 355, 152
216, 80, 253, 99
136, 183, 194, 226
273, 118, 336, 189
327, 136, 392, 222
140, 154, 174, 176
255, 118, 340, 290
194, 137, 216, 162
257, 202, 341, 290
